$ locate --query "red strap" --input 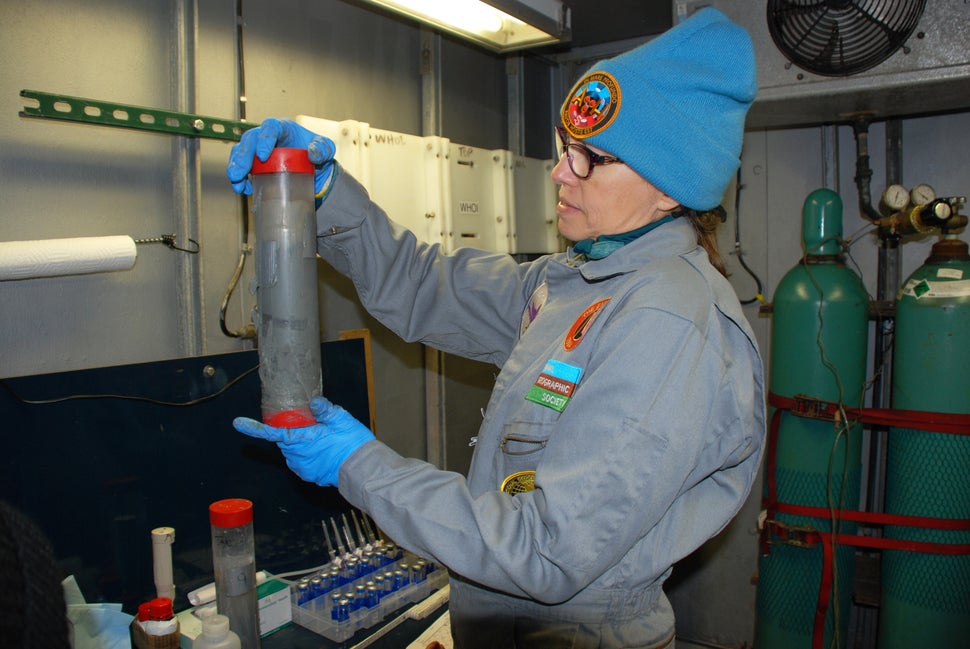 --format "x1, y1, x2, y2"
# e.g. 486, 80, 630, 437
768, 392, 970, 435
814, 537, 834, 649
774, 501, 970, 533
761, 394, 970, 649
